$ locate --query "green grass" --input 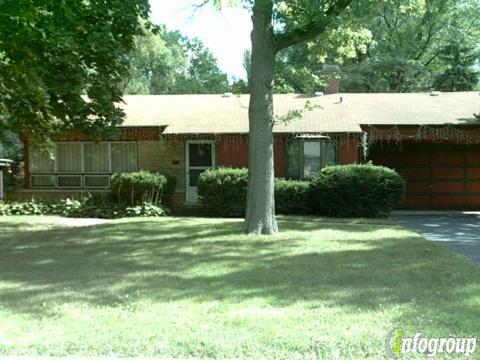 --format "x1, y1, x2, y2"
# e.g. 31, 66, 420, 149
0, 215, 479, 359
